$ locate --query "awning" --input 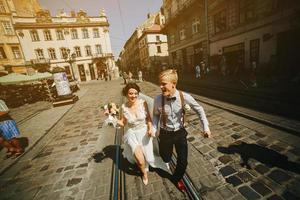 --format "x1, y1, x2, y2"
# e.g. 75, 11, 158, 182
0, 72, 53, 85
